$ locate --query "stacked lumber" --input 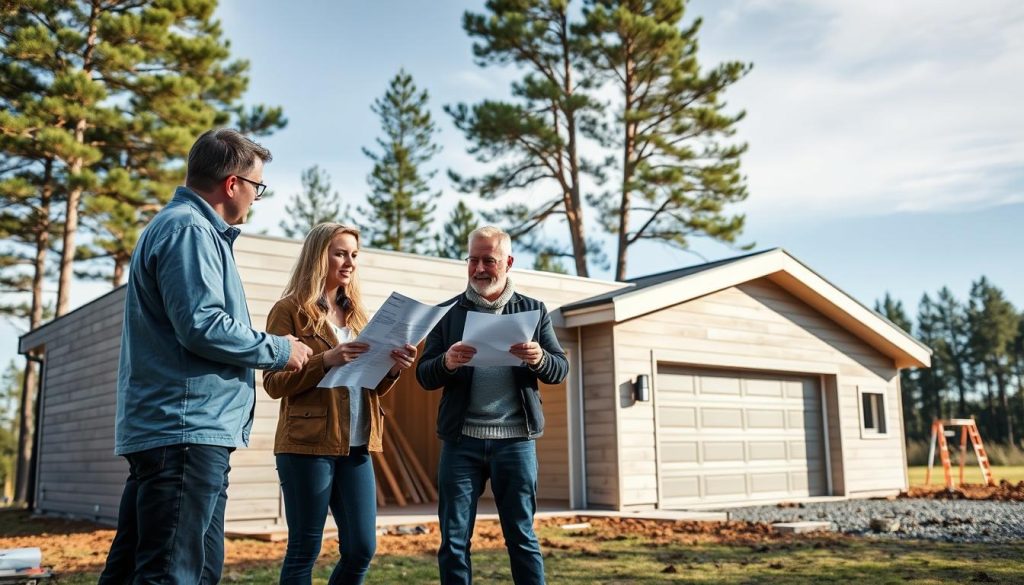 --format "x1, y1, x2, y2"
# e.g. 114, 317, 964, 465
372, 417, 438, 507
